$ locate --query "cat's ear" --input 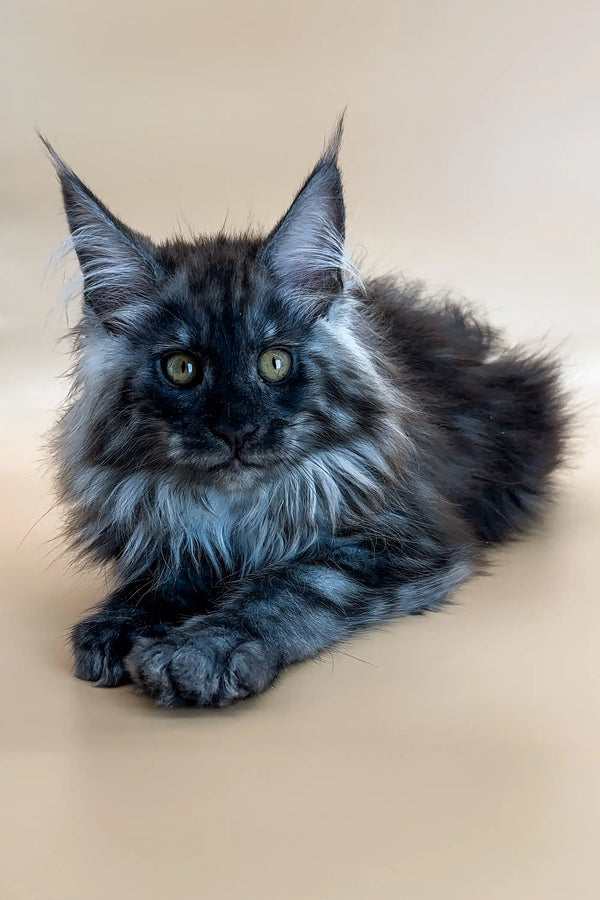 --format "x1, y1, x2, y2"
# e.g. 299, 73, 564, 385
40, 135, 161, 332
259, 119, 348, 309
